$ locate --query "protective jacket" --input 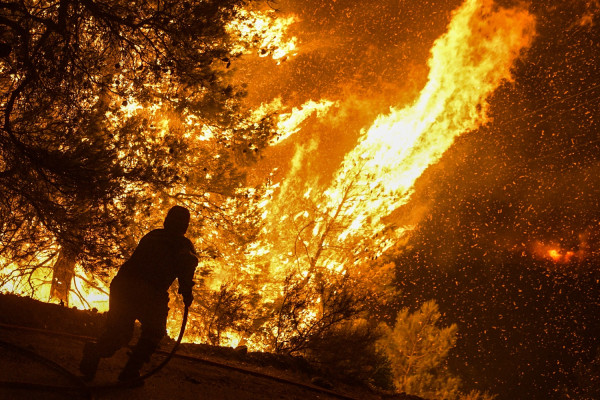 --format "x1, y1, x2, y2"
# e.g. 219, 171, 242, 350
114, 228, 198, 299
